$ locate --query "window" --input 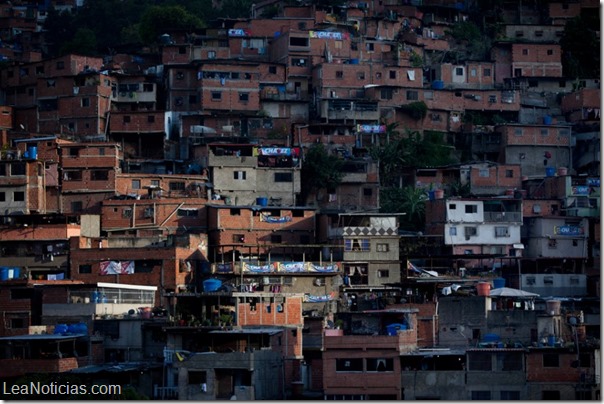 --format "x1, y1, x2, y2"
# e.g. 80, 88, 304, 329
289, 37, 309, 47
208, 51, 216, 59
424, 90, 434, 100
377, 270, 390, 278
515, 30, 524, 37
363, 188, 372, 196
514, 68, 522, 77
500, 391, 520, 400
11, 162, 26, 176
169, 181, 185, 191
483, 68, 491, 77
122, 208, 133, 218
543, 276, 554, 285
465, 205, 478, 214
292, 58, 307, 66
471, 68, 477, 77
380, 88, 393, 100
449, 203, 457, 210
449, 227, 457, 236
357, 72, 365, 80
376, 243, 389, 252
522, 49, 528, 55
336, 358, 363, 372
13, 191, 25, 202
366, 43, 374, 51
464, 227, 477, 237
132, 180, 141, 190
406, 90, 418, 100
548, 239, 557, 249
543, 353, 559, 367
143, 207, 154, 218
389, 70, 396, 79
506, 169, 514, 178
336, 70, 344, 79
455, 67, 464, 76
151, 180, 160, 187
81, 98, 90, 107
526, 276, 536, 285
211, 91, 221, 101
479, 169, 489, 177
91, 170, 108, 181
345, 239, 370, 252
271, 234, 282, 243
514, 128, 523, 136
495, 227, 509, 237
471, 391, 491, 400
239, 92, 249, 102
177, 208, 198, 217
0, 164, 5, 176
367, 358, 393, 372
535, 30, 544, 37
148, 115, 156, 123
541, 129, 549, 136
547, 49, 553, 55
98, 147, 105, 156
274, 172, 293, 182
234, 171, 247, 180
0, 192, 4, 202
269, 66, 277, 74
79, 264, 92, 274
542, 391, 560, 400
188, 371, 207, 385
230, 208, 241, 216
56, 61, 65, 70
233, 234, 245, 243
469, 352, 492, 371
488, 95, 497, 103
71, 201, 83, 212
